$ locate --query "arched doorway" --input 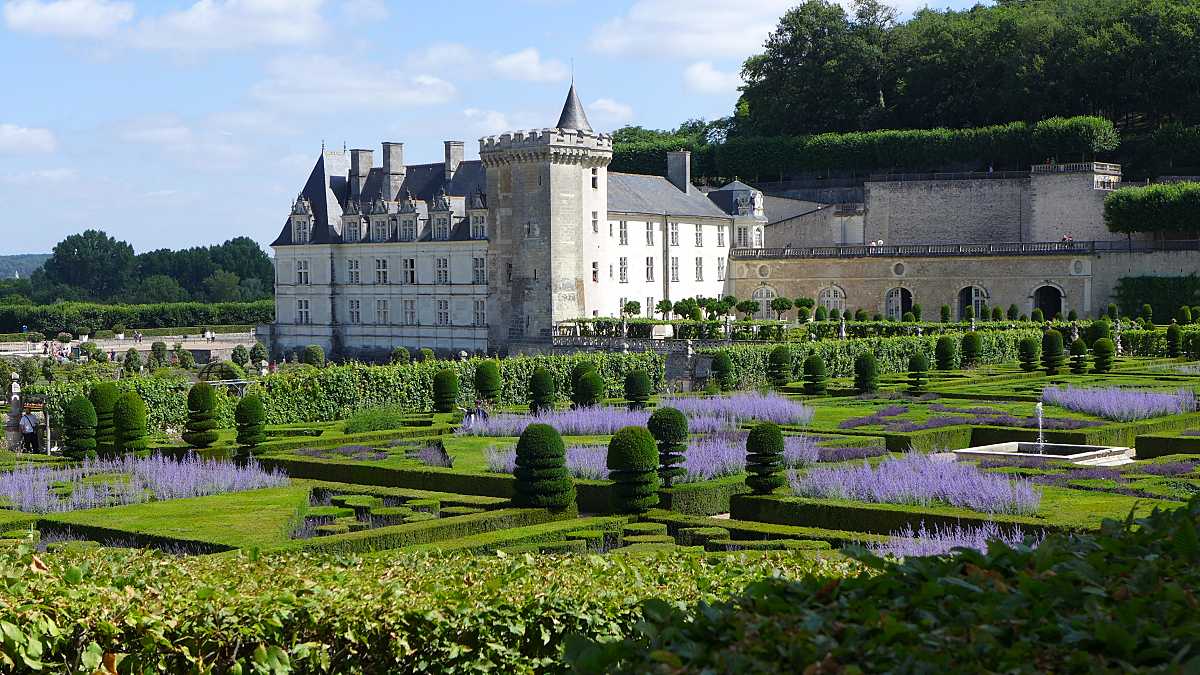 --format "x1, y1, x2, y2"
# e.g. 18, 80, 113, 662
752, 286, 776, 320
957, 286, 987, 320
885, 287, 913, 321
1033, 285, 1063, 319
